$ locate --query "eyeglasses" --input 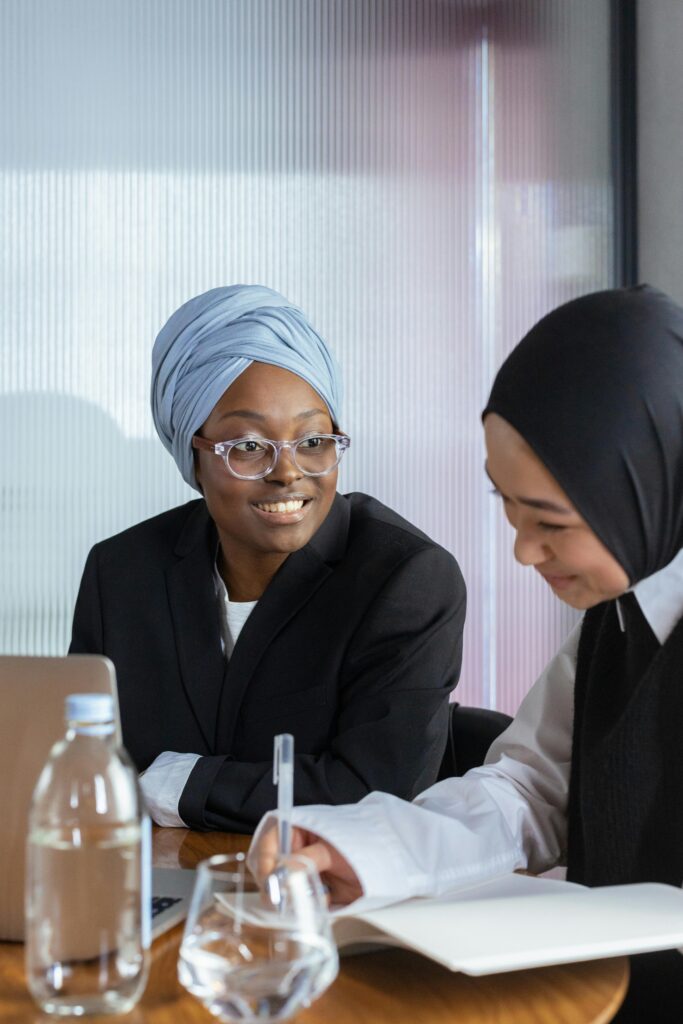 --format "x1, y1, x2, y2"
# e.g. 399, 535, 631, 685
192, 432, 351, 480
